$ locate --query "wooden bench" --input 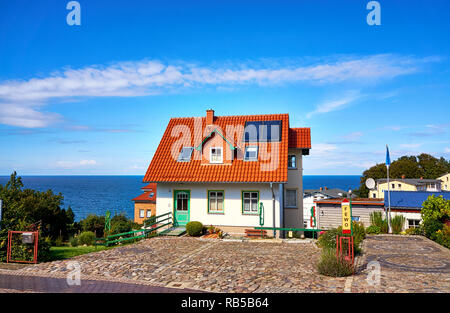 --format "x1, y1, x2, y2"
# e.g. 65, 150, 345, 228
245, 229, 267, 238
